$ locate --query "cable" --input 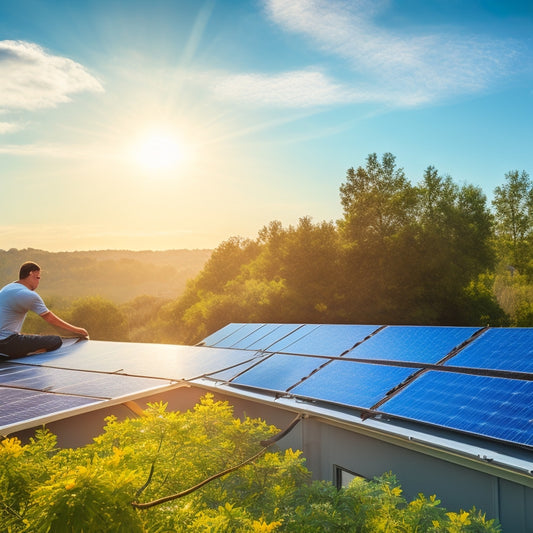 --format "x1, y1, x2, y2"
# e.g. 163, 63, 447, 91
131, 413, 305, 510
